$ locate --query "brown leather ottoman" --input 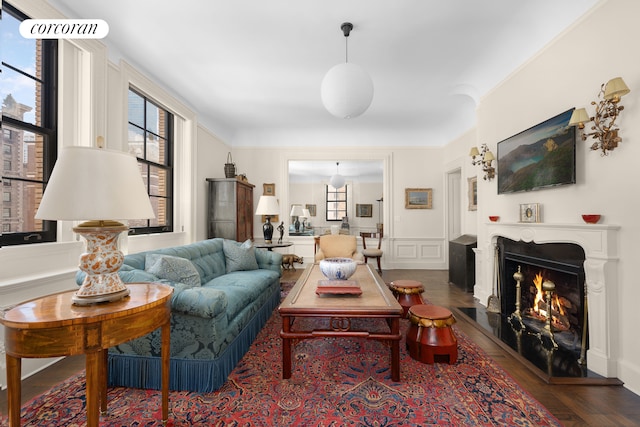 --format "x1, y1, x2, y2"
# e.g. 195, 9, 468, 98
406, 304, 457, 364
389, 279, 425, 316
